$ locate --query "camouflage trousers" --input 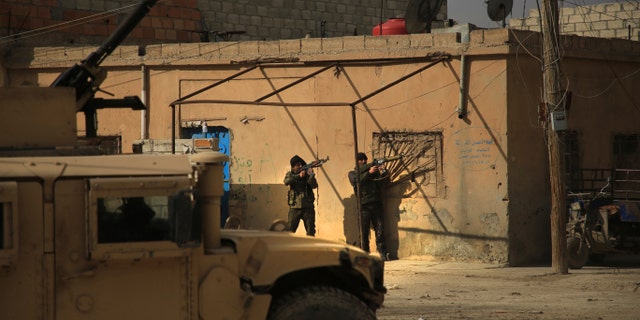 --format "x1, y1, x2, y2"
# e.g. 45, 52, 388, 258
360, 202, 386, 255
287, 207, 316, 236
